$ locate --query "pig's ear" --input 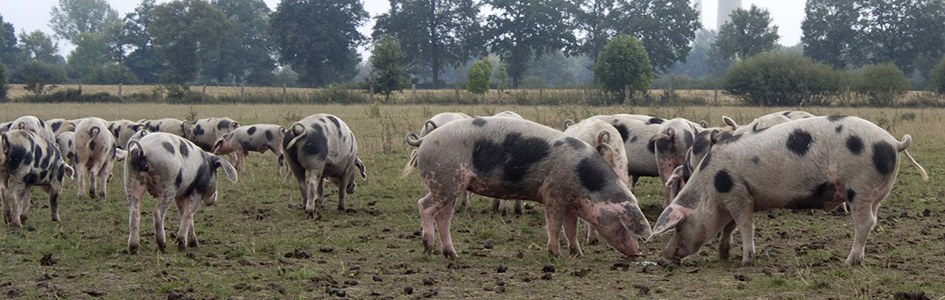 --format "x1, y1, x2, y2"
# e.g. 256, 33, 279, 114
212, 156, 239, 183
698, 120, 709, 128
651, 204, 692, 237
722, 116, 738, 129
